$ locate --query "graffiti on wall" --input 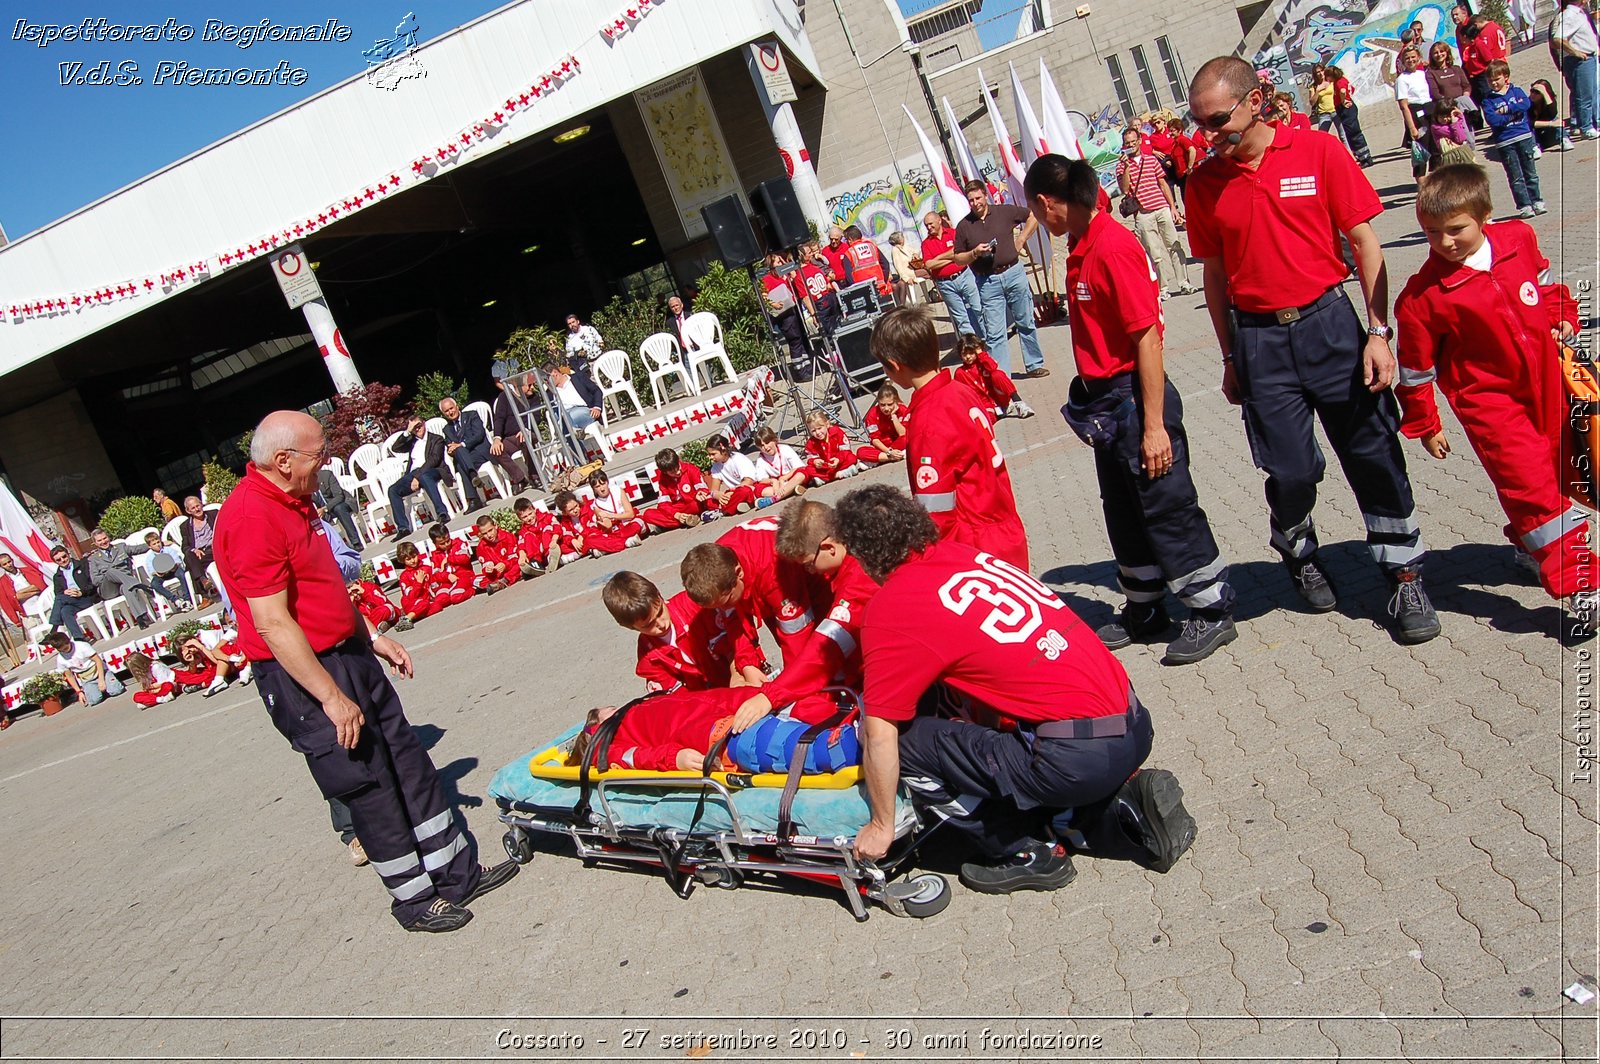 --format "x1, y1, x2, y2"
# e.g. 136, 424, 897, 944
1328, 2, 1456, 105
1260, 0, 1458, 108
1067, 102, 1126, 193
